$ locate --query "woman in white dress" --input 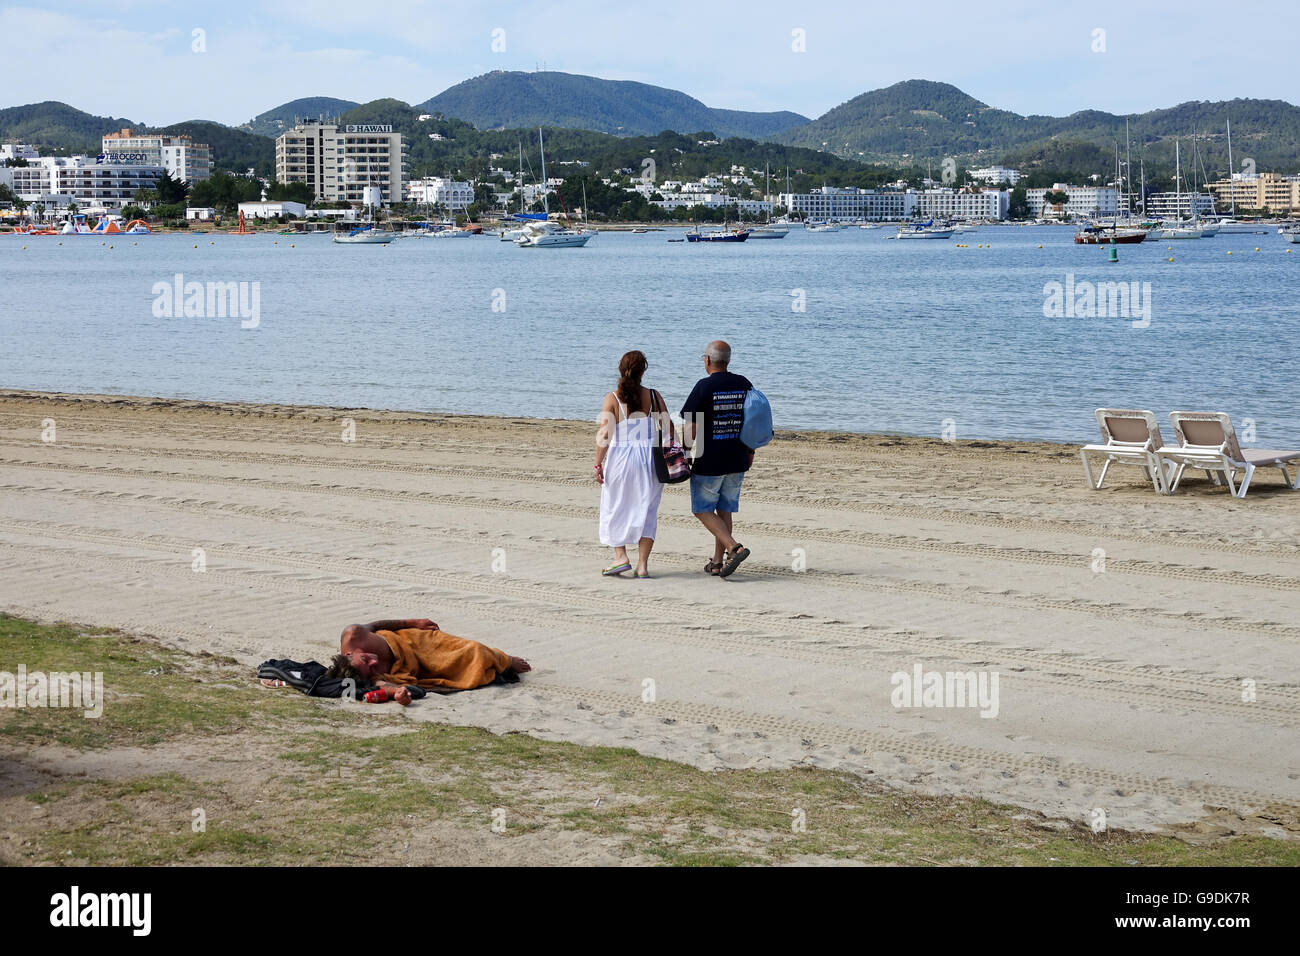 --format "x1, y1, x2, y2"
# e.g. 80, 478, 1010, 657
594, 350, 668, 578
